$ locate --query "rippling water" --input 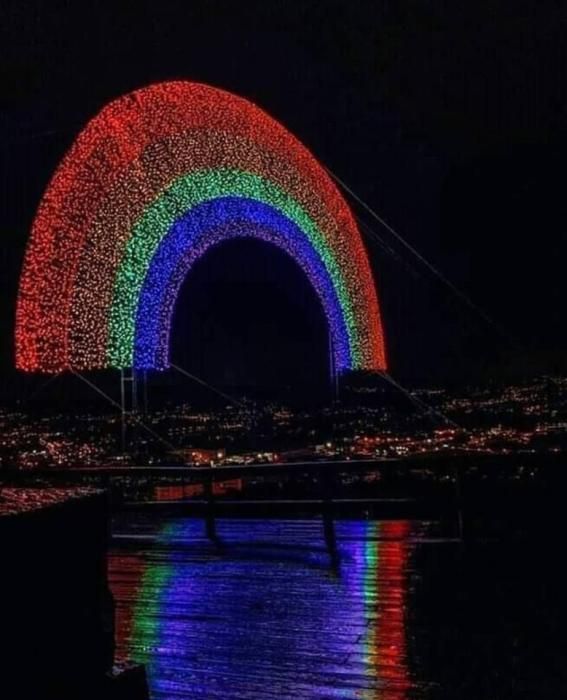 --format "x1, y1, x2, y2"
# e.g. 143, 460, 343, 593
108, 516, 565, 699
